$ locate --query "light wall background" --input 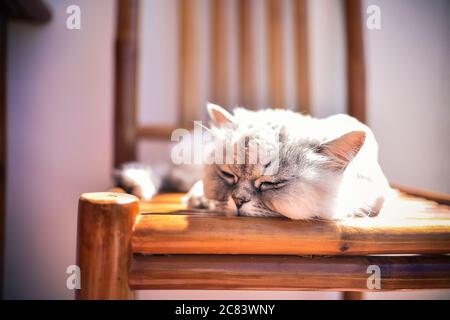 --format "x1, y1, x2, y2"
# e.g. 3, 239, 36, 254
3, 0, 449, 299
5, 0, 115, 299
364, 0, 450, 194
